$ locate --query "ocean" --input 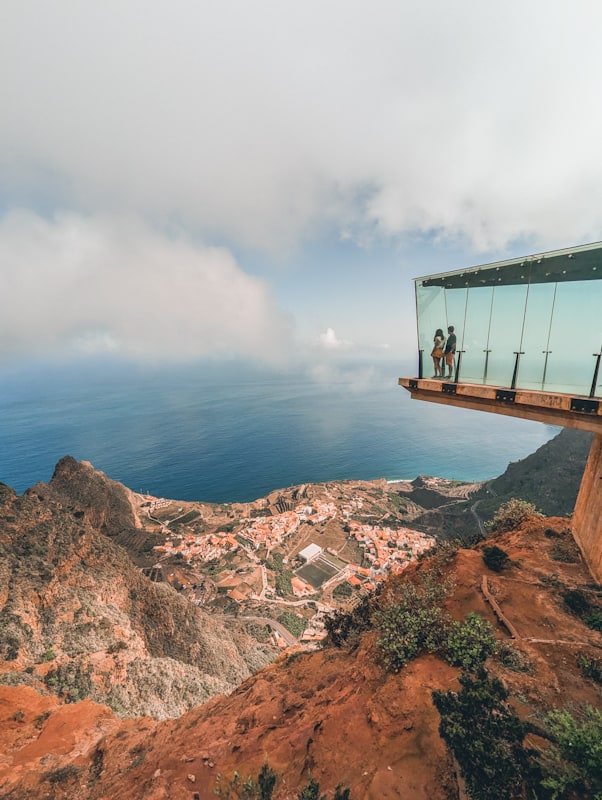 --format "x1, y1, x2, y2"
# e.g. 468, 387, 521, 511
0, 358, 558, 503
